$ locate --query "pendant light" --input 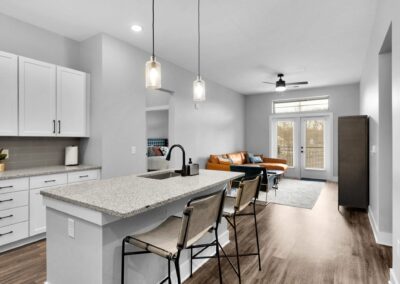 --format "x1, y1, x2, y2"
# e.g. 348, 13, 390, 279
193, 0, 206, 102
145, 0, 161, 89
